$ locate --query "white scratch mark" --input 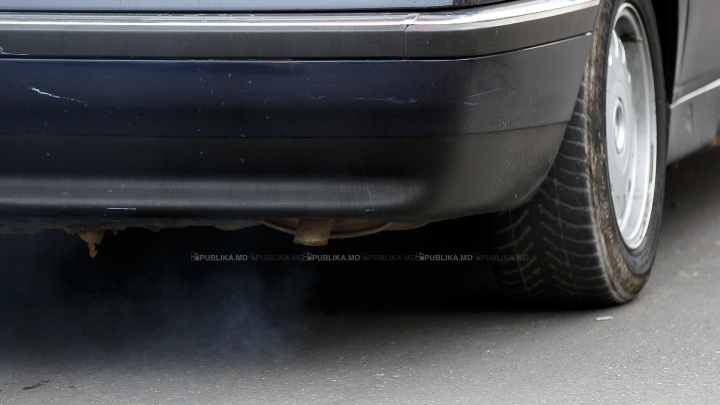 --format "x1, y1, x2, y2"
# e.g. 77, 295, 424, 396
467, 88, 503, 98
464, 102, 479, 106
355, 97, 417, 105
107, 208, 137, 211
30, 87, 86, 104
0, 46, 28, 56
